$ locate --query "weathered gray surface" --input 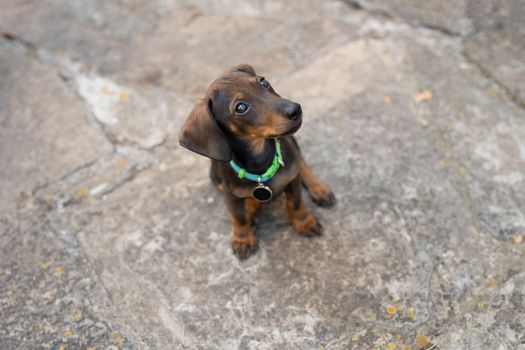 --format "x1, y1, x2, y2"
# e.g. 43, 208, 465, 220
0, 43, 113, 210
1, 1, 524, 349
463, 1, 525, 108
